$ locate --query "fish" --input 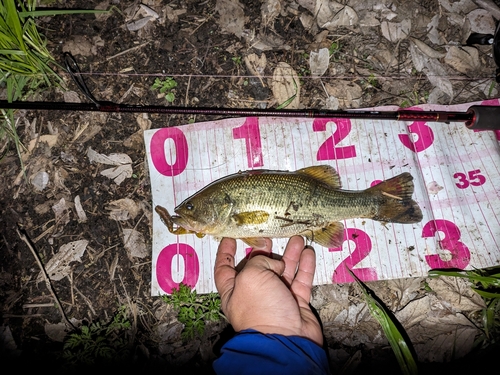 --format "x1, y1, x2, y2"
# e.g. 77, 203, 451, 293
155, 165, 423, 248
